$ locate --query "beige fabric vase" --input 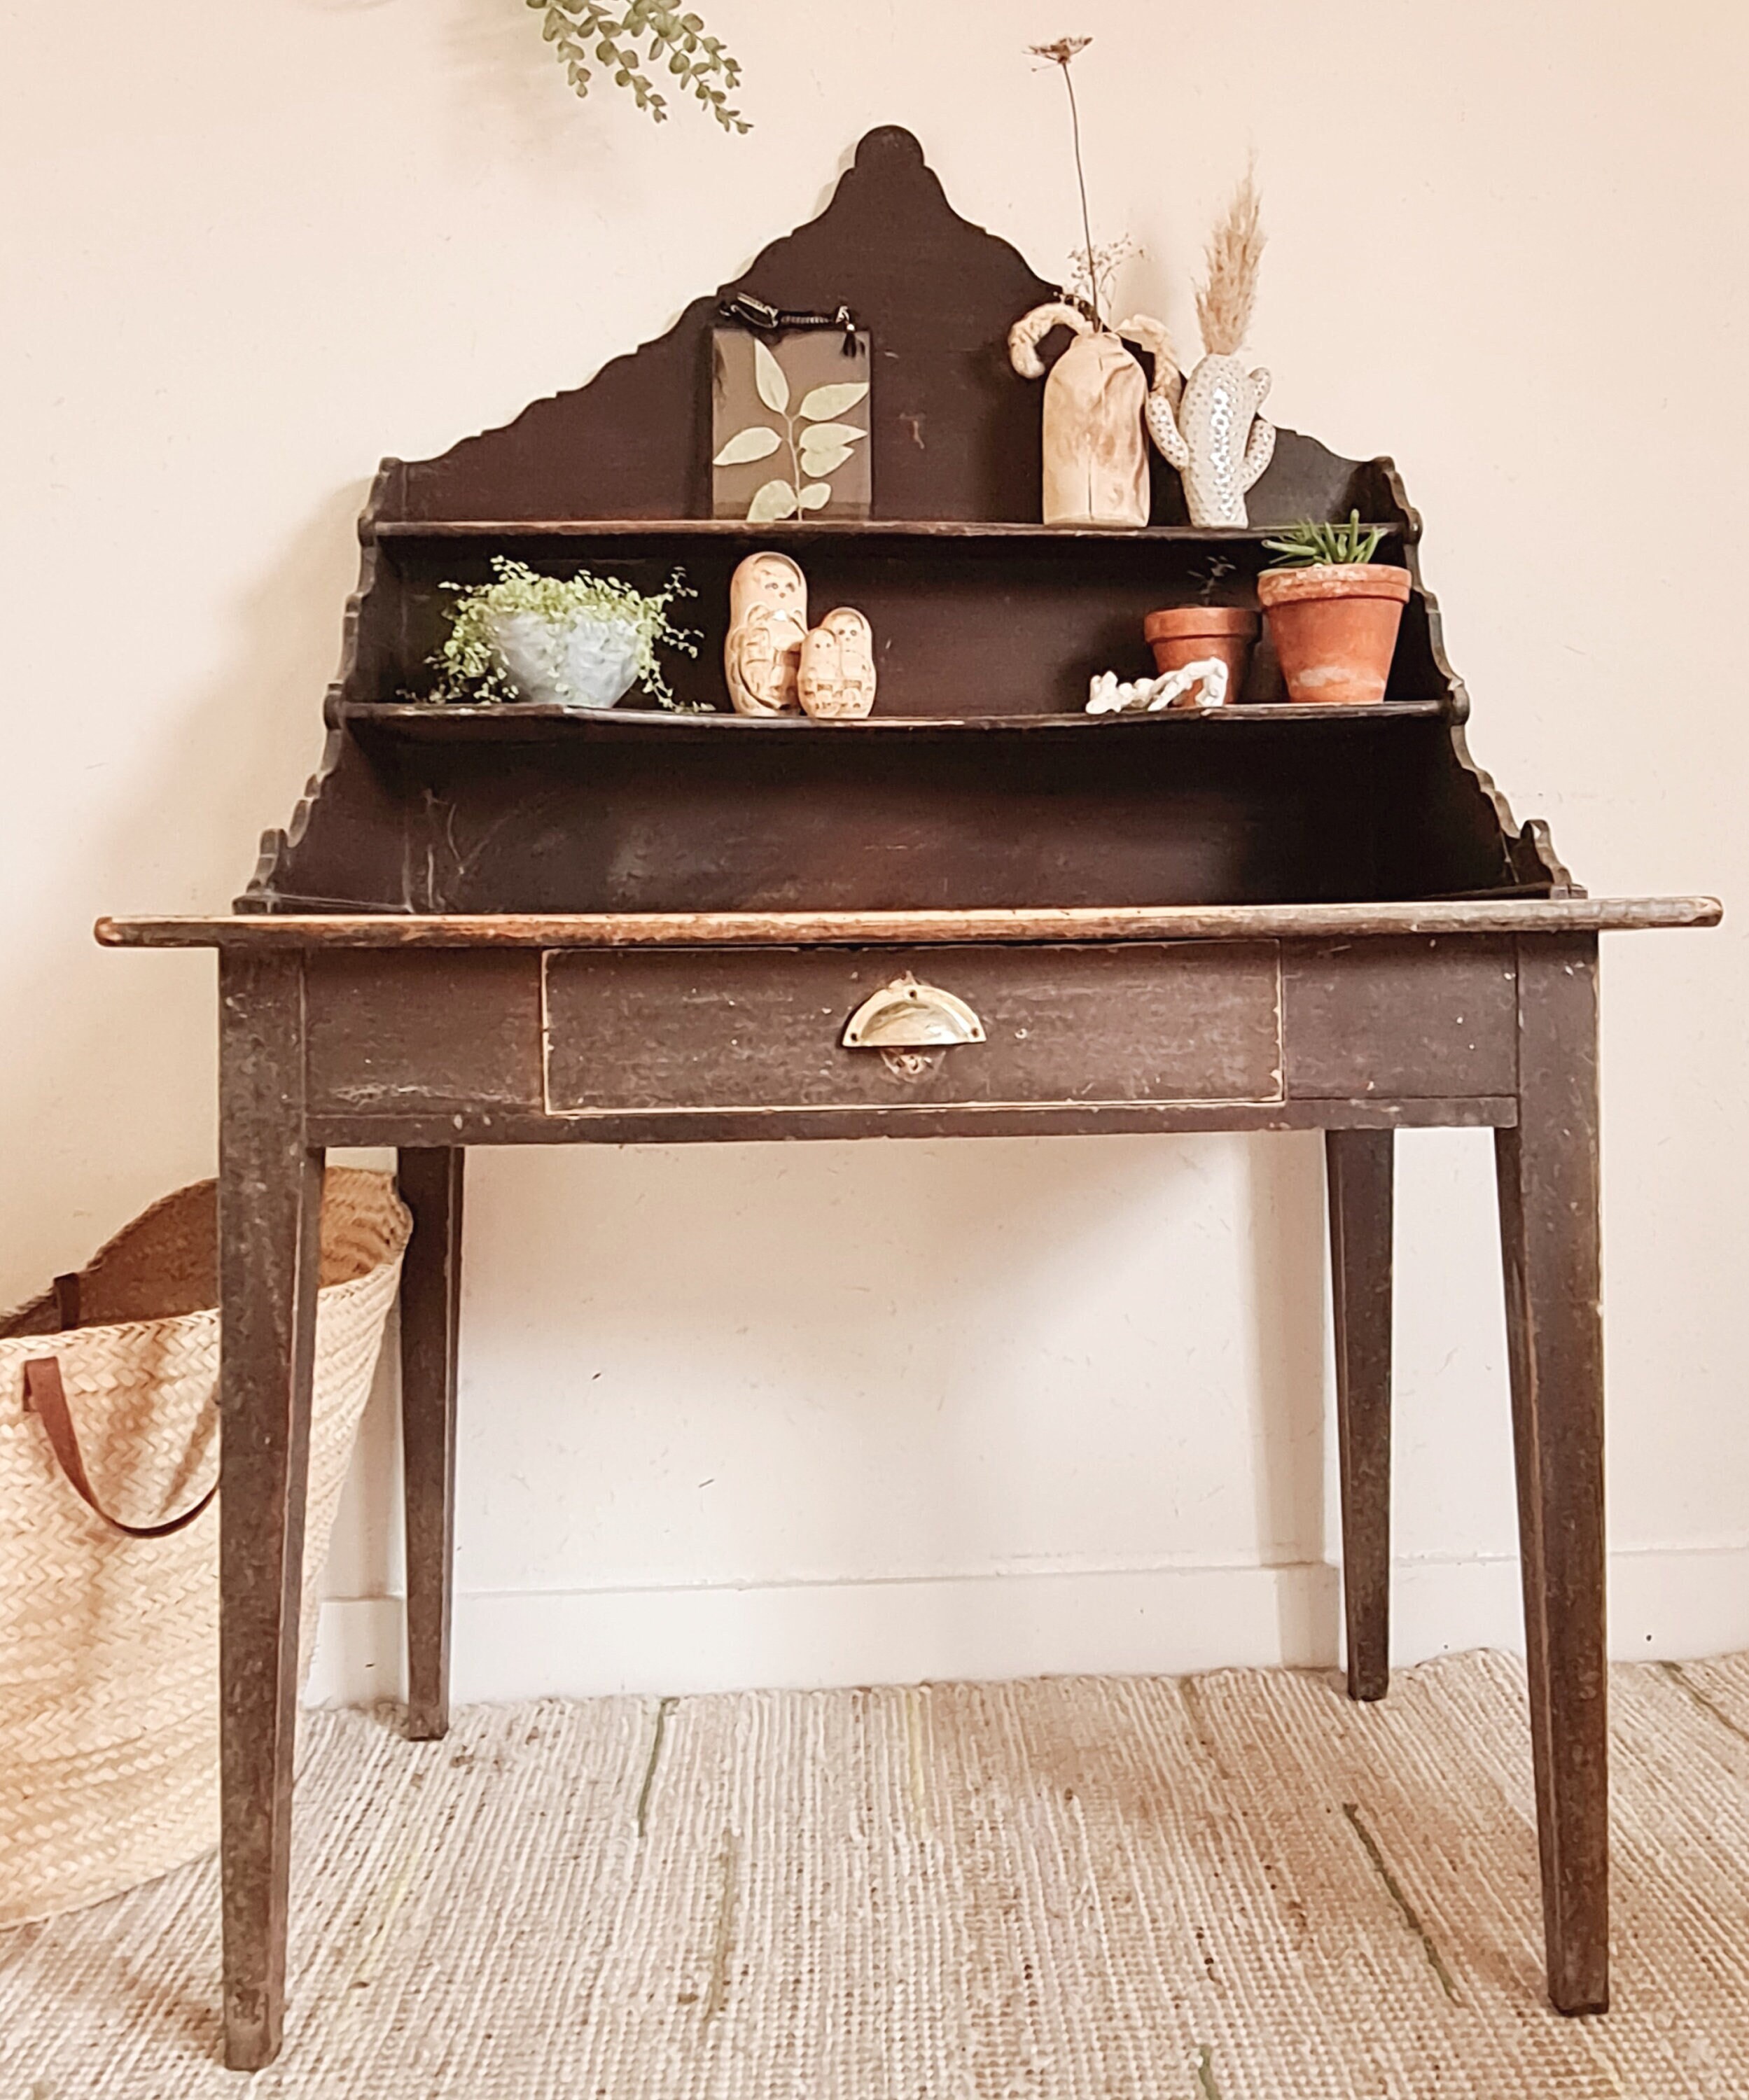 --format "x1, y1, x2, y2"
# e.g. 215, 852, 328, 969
0, 1167, 410, 1926
1040, 330, 1150, 528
